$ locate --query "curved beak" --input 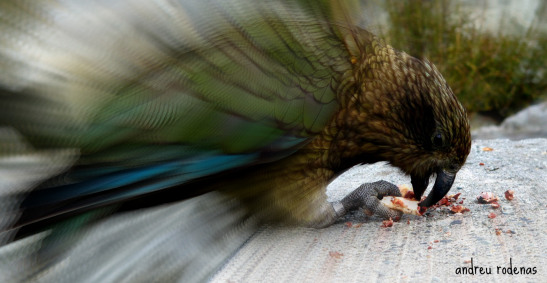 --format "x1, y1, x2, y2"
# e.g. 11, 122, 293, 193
411, 174, 429, 200
411, 170, 456, 207
416, 170, 456, 207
